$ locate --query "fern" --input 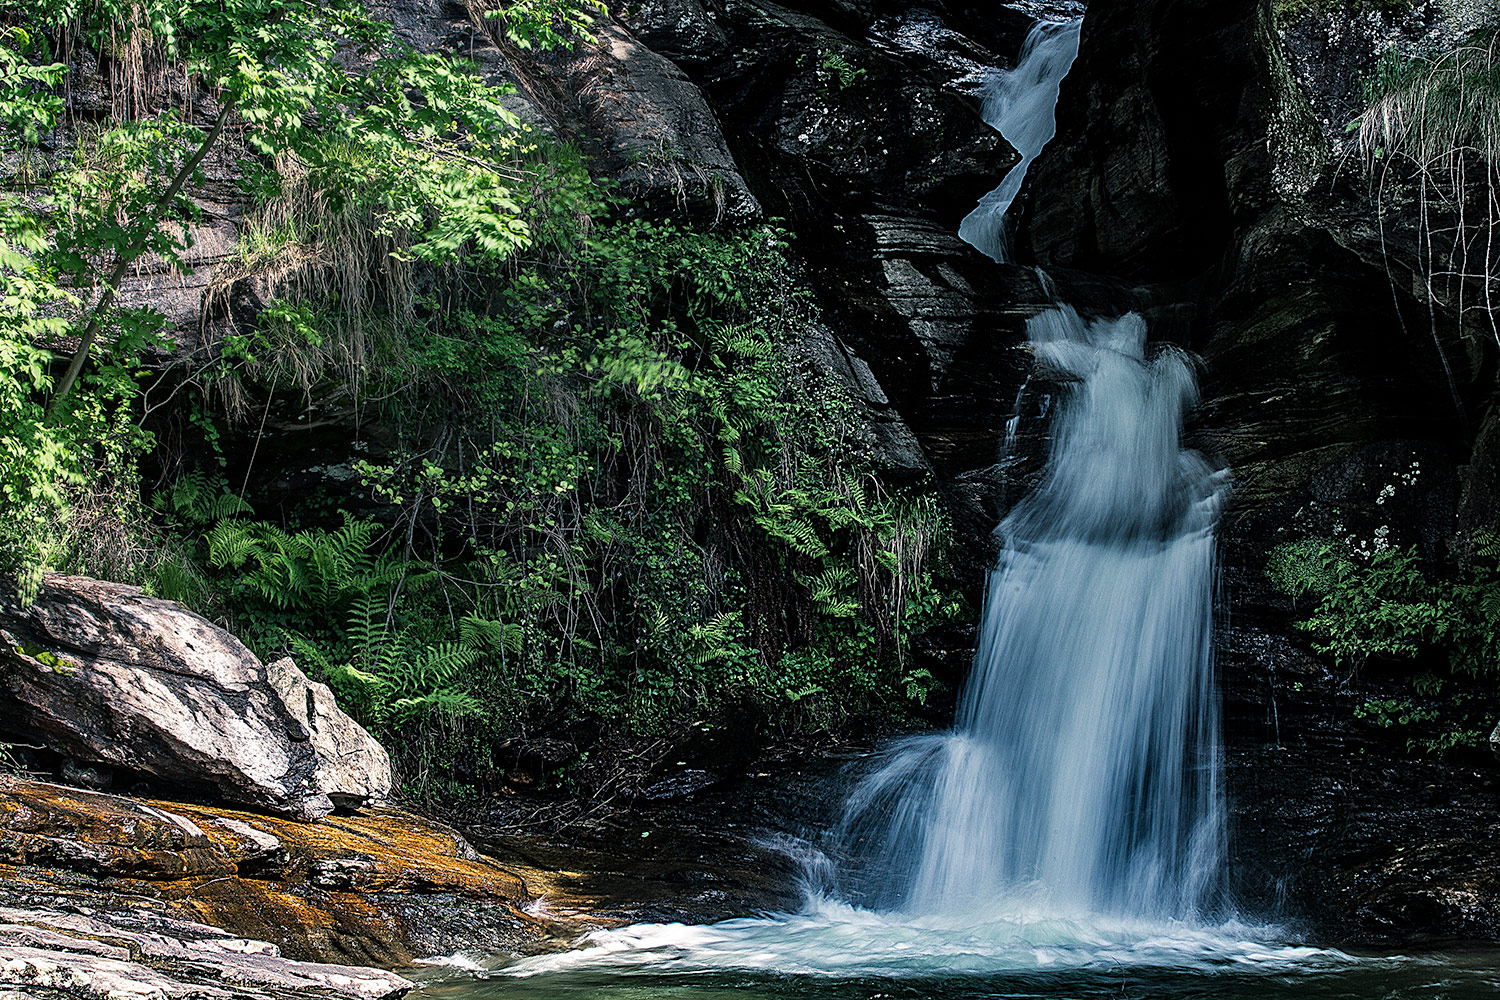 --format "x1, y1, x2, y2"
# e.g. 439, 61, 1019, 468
158, 469, 254, 527
459, 614, 523, 655
293, 600, 485, 728
402, 641, 481, 697
206, 520, 259, 569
